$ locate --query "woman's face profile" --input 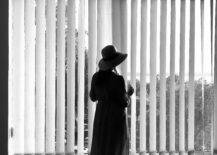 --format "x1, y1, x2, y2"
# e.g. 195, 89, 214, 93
113, 66, 121, 74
